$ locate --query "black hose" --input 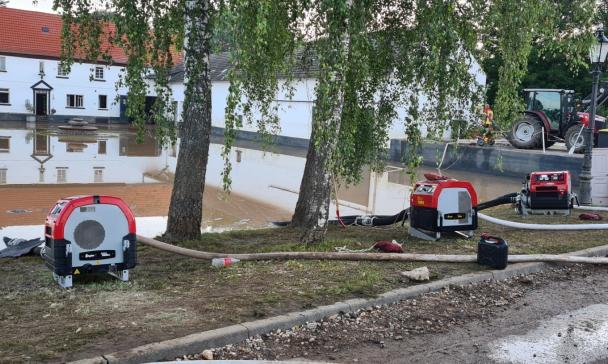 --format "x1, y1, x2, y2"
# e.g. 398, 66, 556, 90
329, 208, 410, 226
271, 192, 518, 228
477, 192, 518, 211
